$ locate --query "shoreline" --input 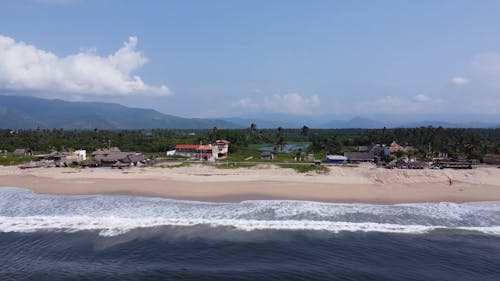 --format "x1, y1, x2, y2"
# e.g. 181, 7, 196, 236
1, 165, 500, 203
